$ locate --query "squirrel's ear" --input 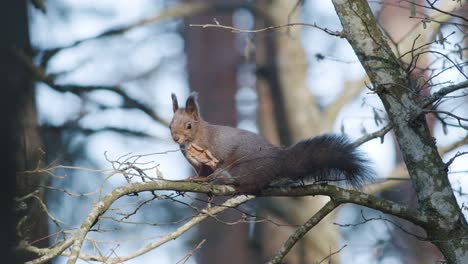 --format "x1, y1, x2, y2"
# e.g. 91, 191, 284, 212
171, 93, 179, 113
185, 92, 199, 119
